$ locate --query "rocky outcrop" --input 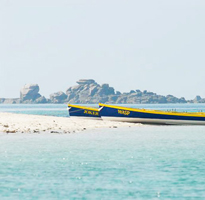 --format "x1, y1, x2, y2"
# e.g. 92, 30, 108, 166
0, 98, 5, 103
50, 91, 67, 103
20, 84, 48, 103
188, 96, 205, 103
65, 79, 117, 104
76, 79, 96, 85
34, 96, 48, 104
1, 79, 205, 104
0, 98, 21, 104
194, 96, 202, 102
62, 79, 188, 104
20, 84, 41, 101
